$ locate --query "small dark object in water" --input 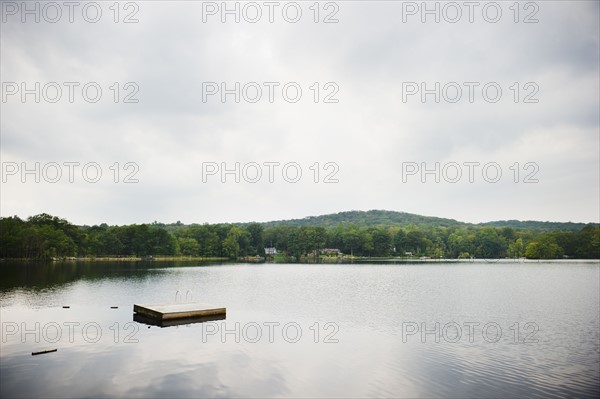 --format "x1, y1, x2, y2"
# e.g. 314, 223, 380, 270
62, 306, 70, 309
110, 306, 118, 309
32, 349, 57, 356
